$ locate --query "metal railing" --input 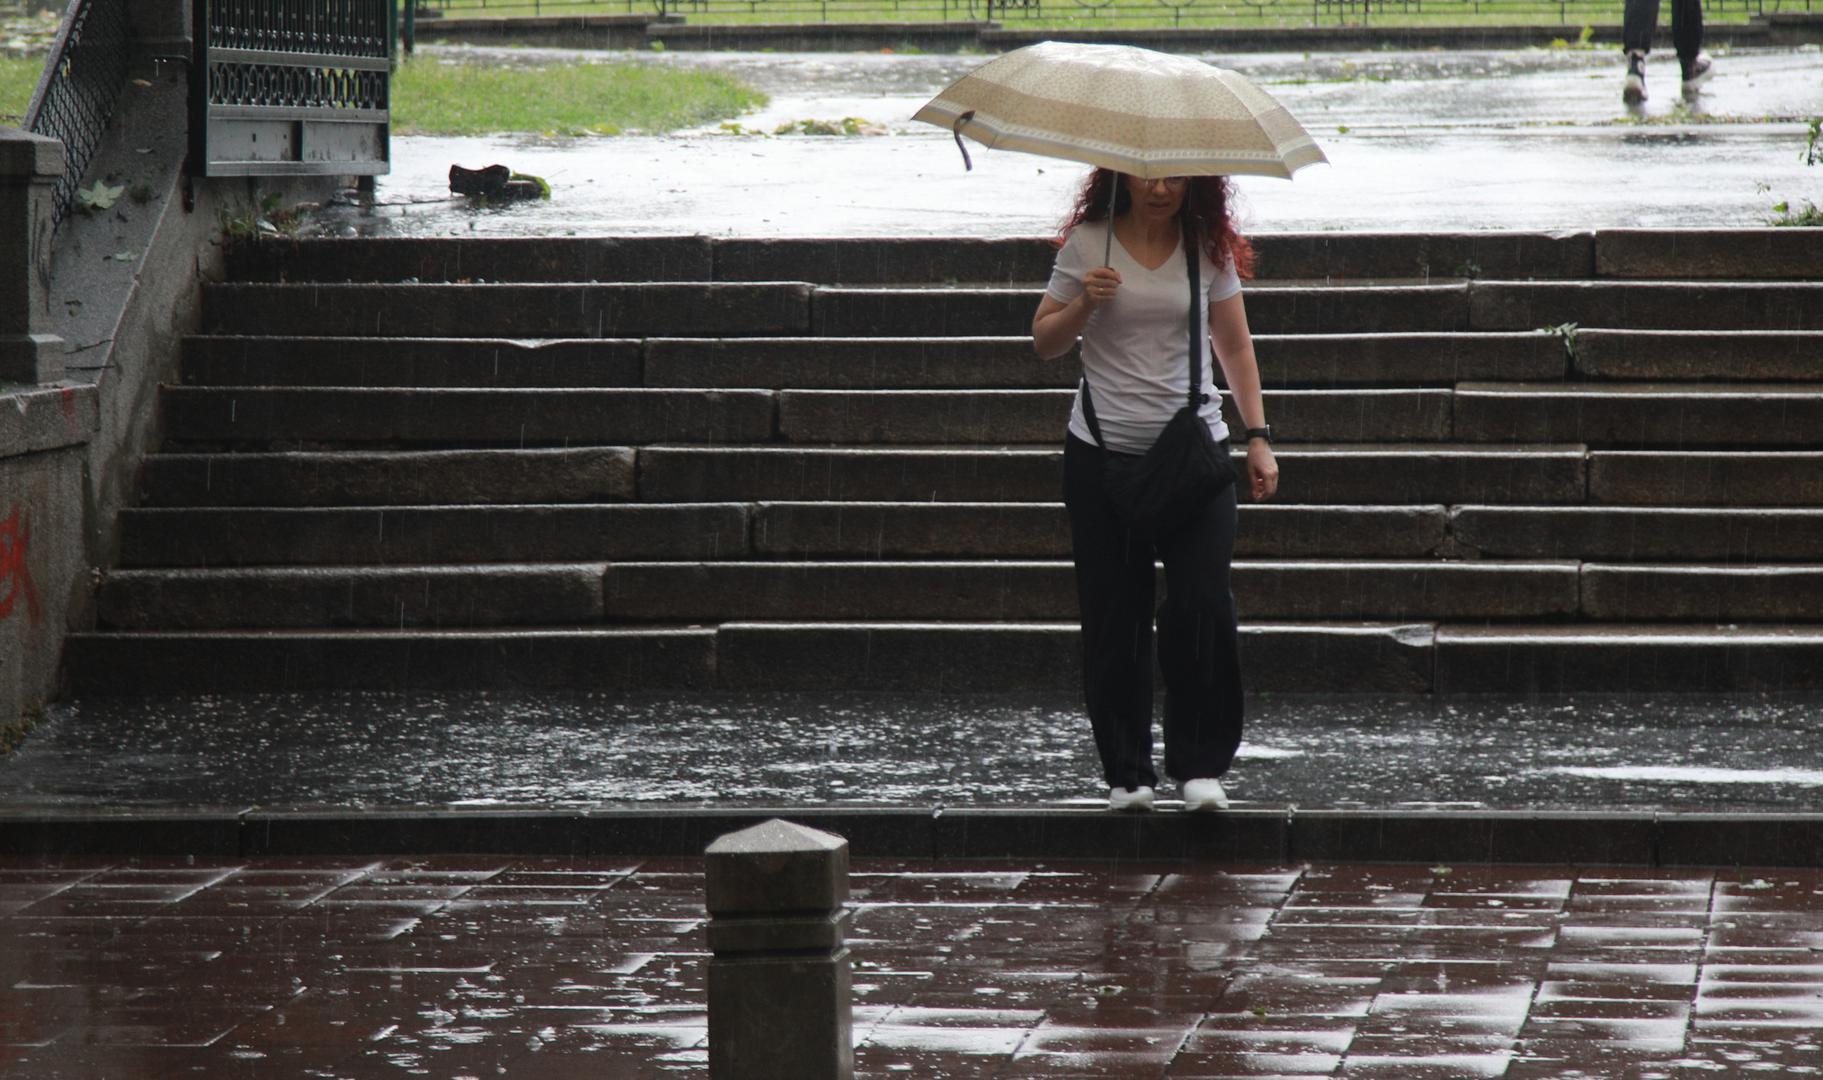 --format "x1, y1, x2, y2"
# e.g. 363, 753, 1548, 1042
410, 0, 1812, 21
24, 0, 132, 230
192, 0, 393, 177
